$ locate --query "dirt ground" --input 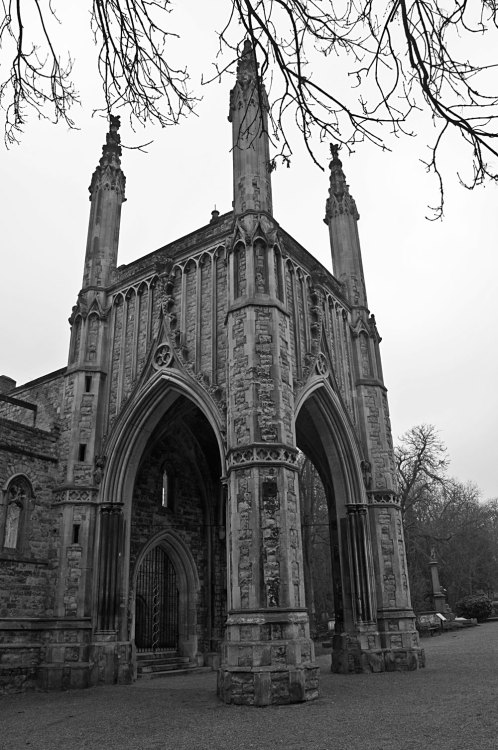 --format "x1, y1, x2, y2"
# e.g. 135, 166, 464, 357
2, 622, 498, 750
